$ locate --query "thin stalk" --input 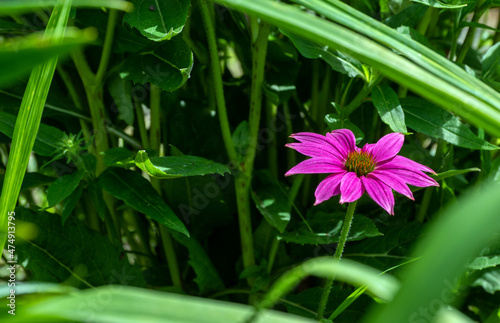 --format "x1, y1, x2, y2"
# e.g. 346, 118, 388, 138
235, 20, 271, 280
199, 0, 238, 164
456, 0, 486, 63
149, 82, 183, 290
149, 84, 161, 151
284, 102, 296, 171
267, 101, 278, 178
316, 201, 357, 319
96, 9, 117, 84
134, 98, 150, 149
343, 74, 382, 117
267, 238, 279, 274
